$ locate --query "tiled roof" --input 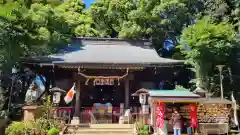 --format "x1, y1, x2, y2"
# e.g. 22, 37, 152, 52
148, 90, 200, 98
49, 38, 184, 65
199, 98, 232, 104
